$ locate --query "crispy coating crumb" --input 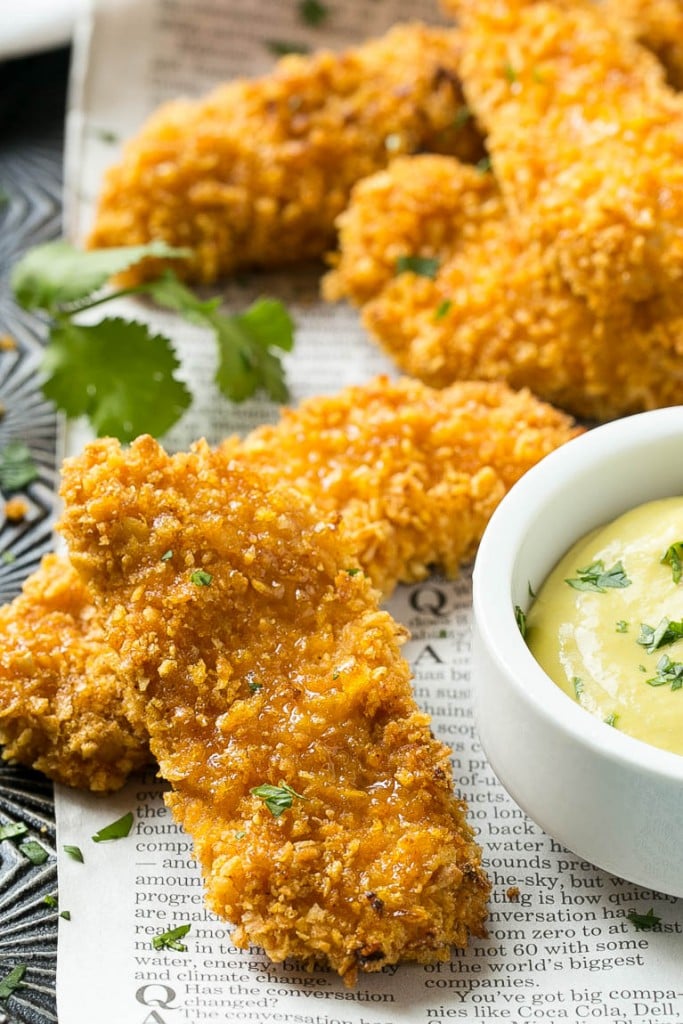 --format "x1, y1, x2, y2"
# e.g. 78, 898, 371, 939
325, 154, 683, 420
87, 23, 483, 284
0, 553, 148, 791
0, 377, 577, 790
443, 0, 683, 316
58, 435, 490, 982
221, 376, 582, 594
4, 498, 28, 522
600, 0, 683, 89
